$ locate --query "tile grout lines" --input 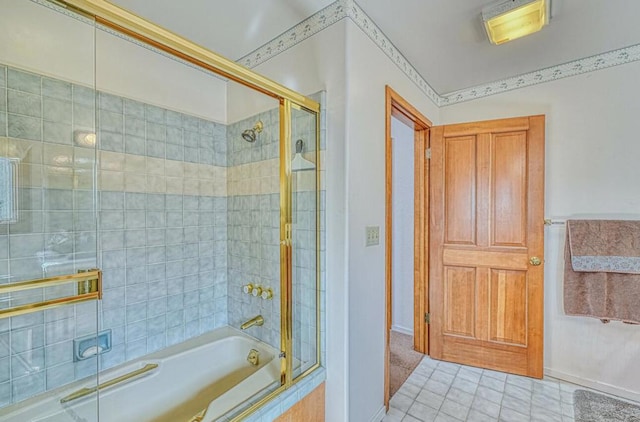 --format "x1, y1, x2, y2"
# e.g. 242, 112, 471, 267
385, 355, 576, 422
